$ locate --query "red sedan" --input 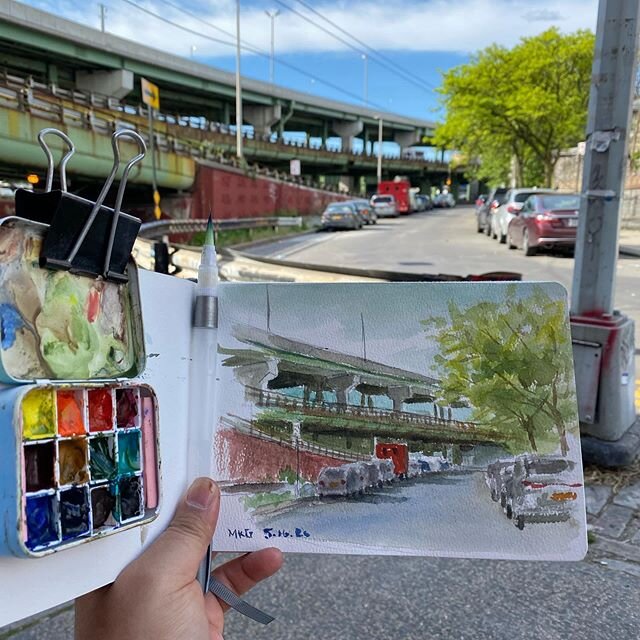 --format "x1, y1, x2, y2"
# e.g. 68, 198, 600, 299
507, 193, 580, 256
